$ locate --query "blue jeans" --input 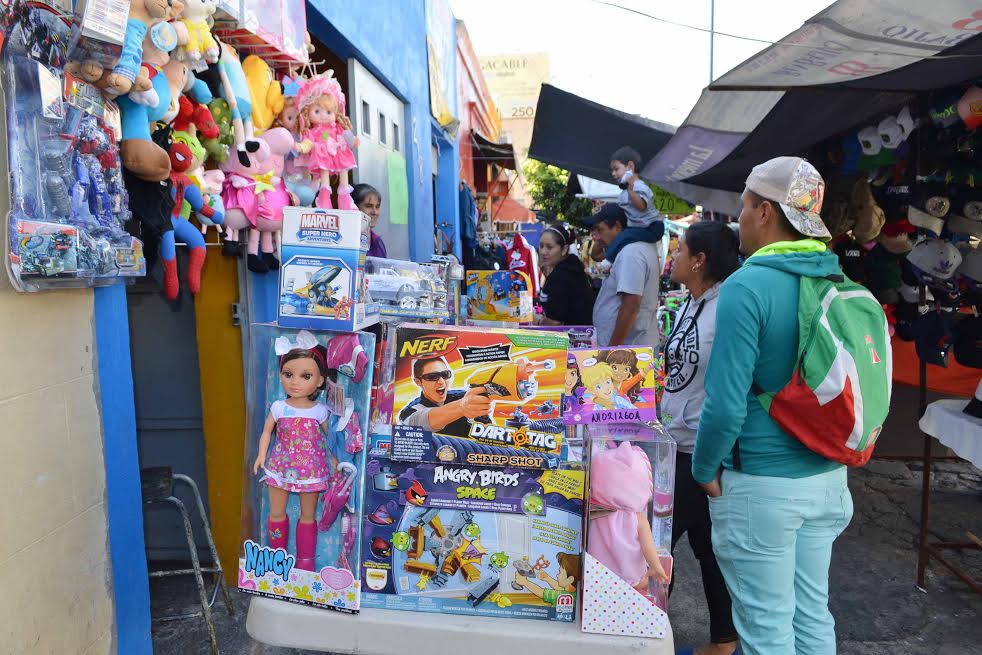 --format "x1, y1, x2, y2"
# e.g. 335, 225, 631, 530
708, 467, 853, 655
